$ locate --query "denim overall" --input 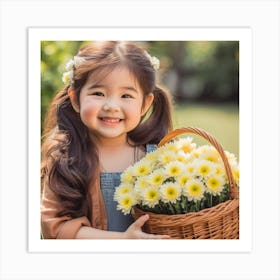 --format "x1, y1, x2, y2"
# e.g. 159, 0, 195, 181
100, 144, 157, 231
